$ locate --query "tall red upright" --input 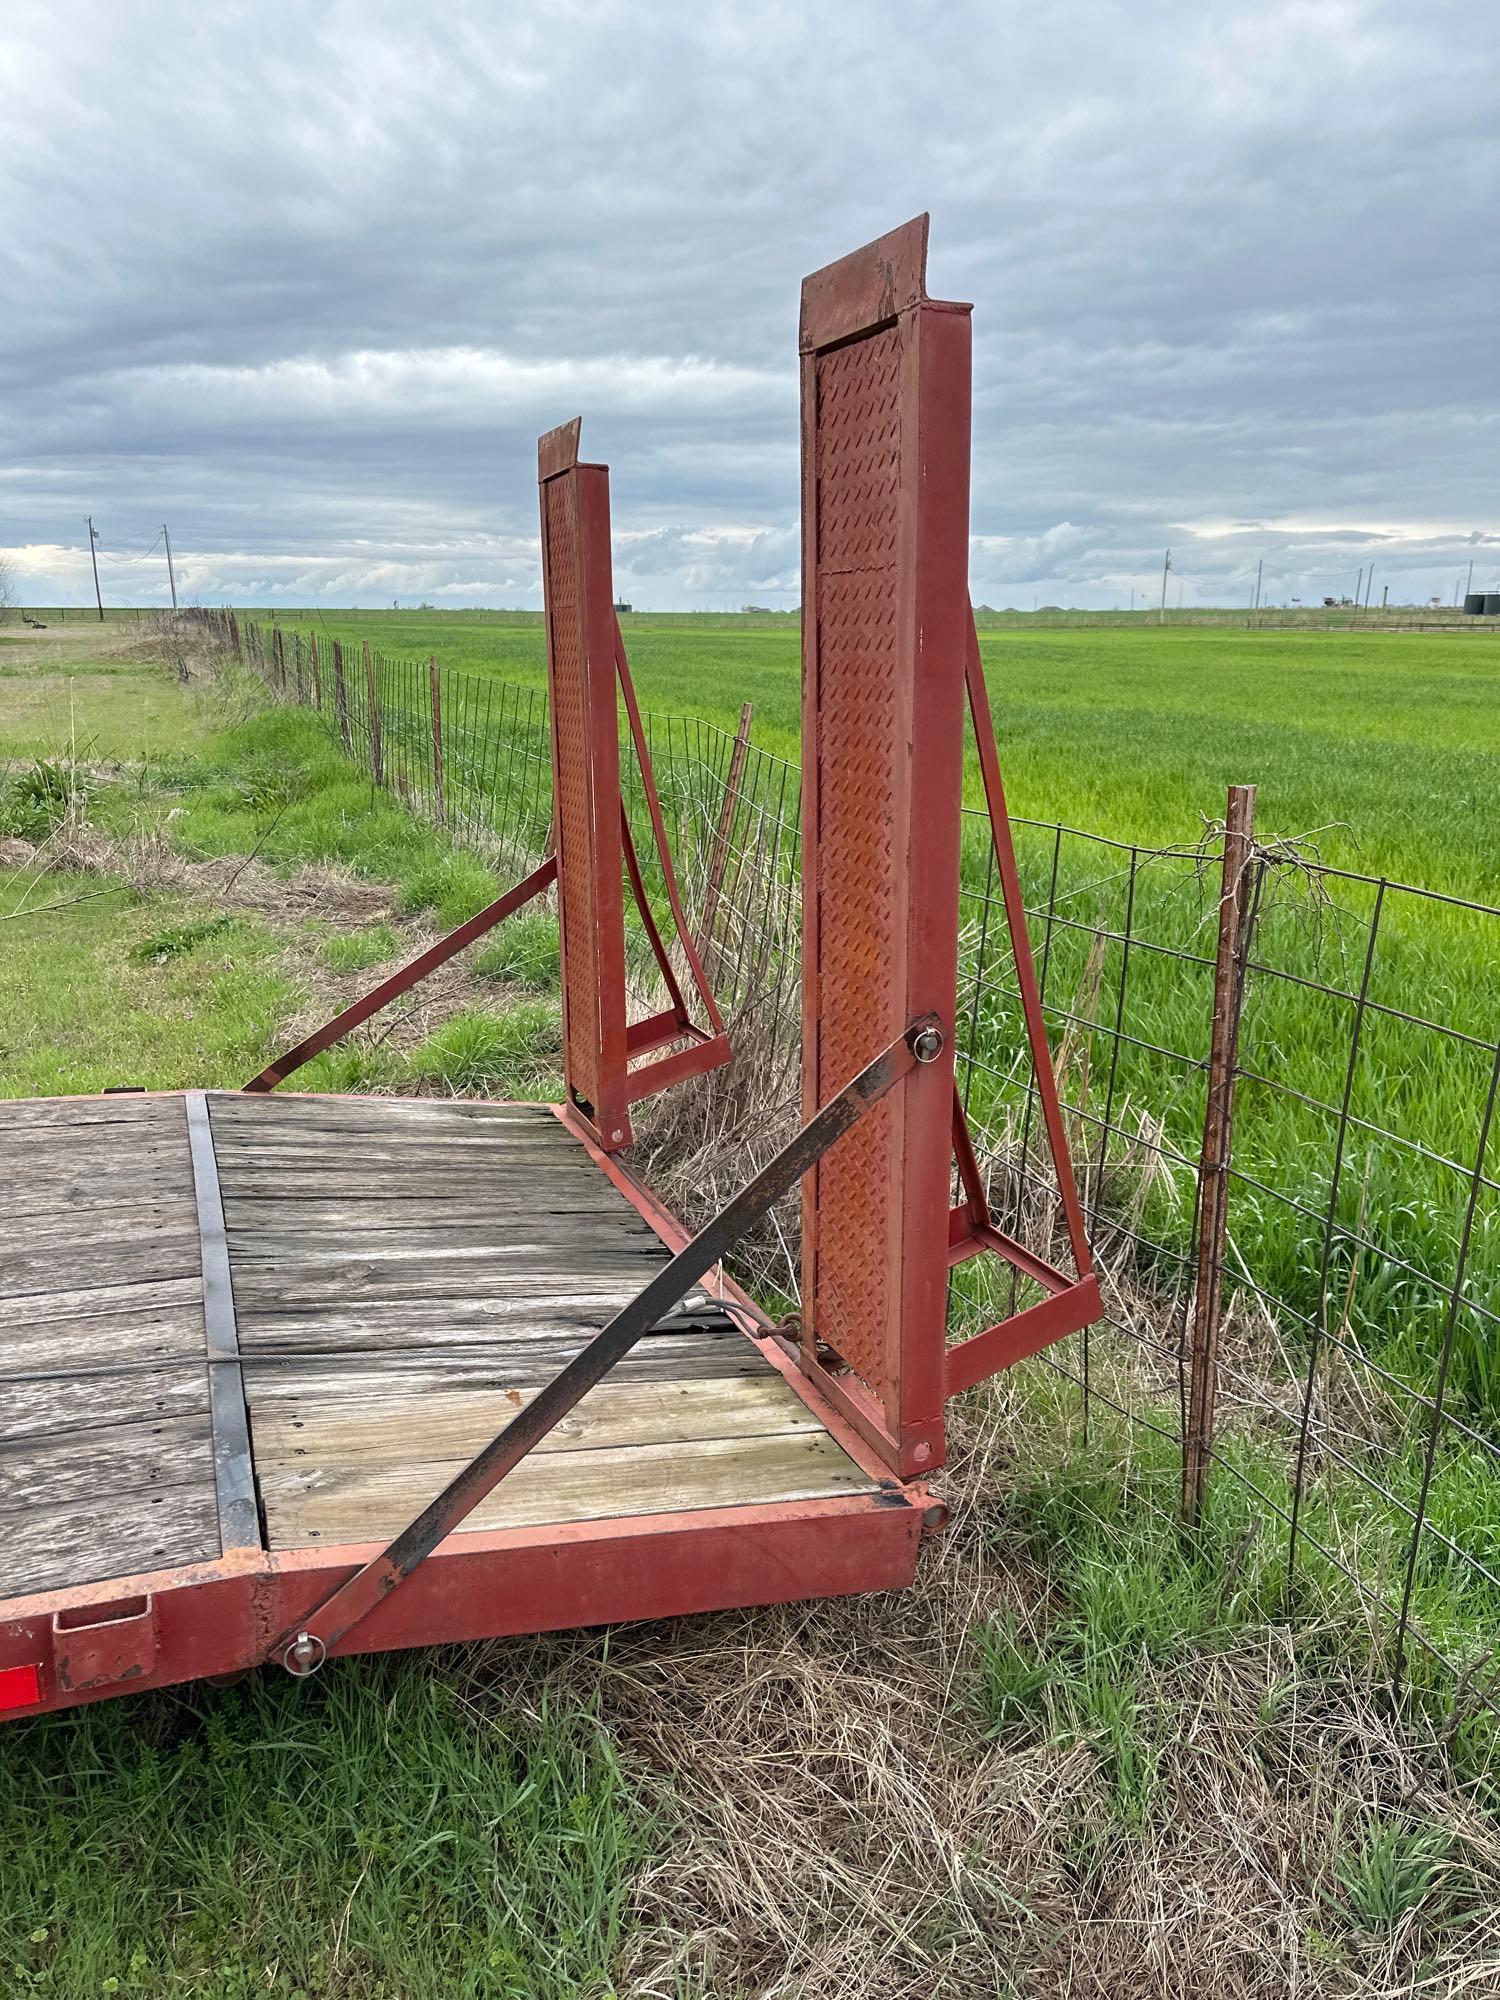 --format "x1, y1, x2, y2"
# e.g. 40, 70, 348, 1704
538, 419, 730, 1153
797, 218, 1100, 1478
